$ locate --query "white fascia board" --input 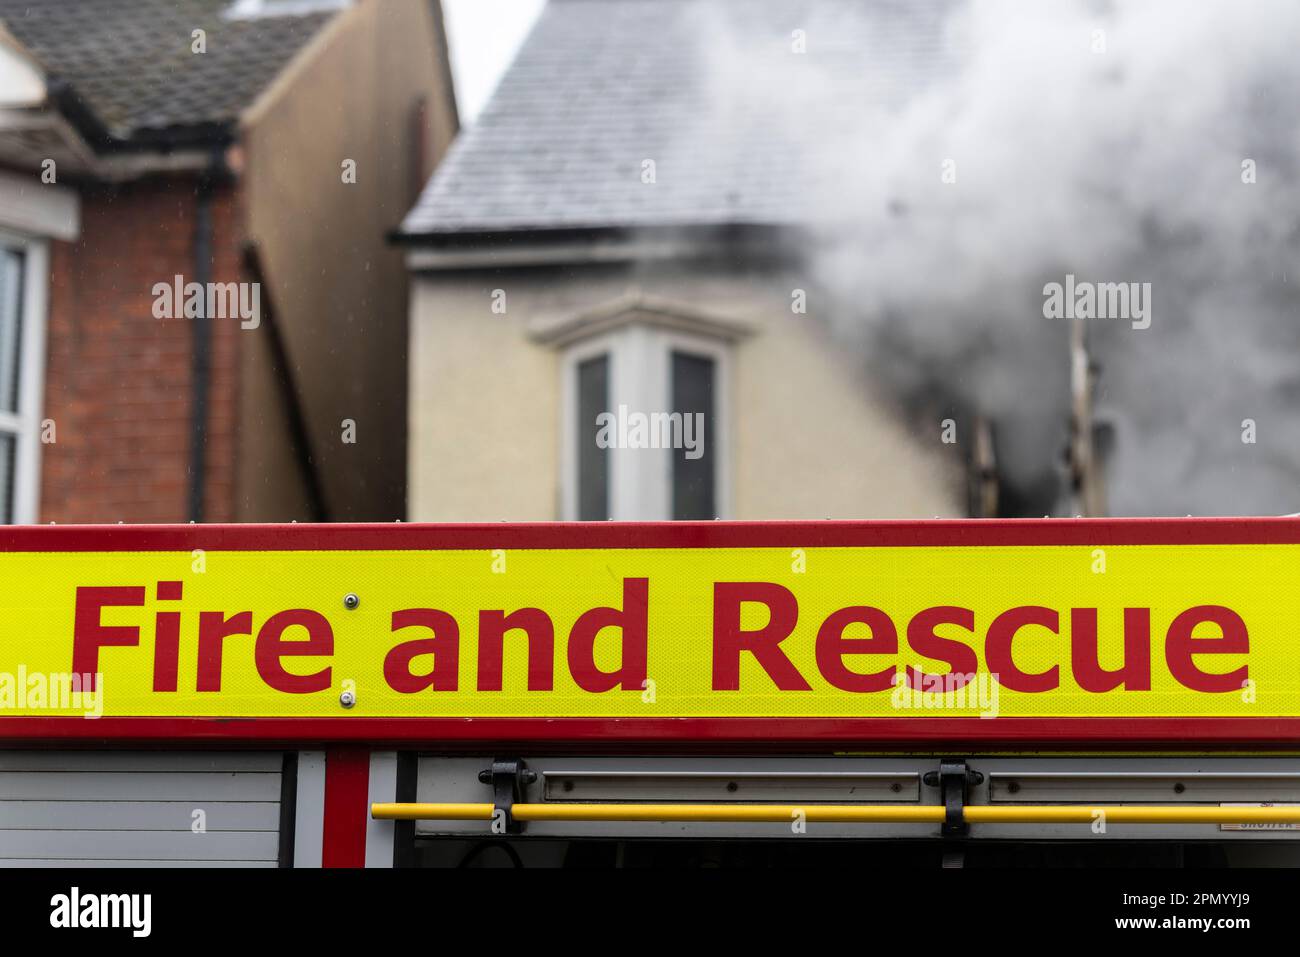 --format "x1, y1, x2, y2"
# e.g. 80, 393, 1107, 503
0, 35, 46, 109
0, 168, 80, 241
